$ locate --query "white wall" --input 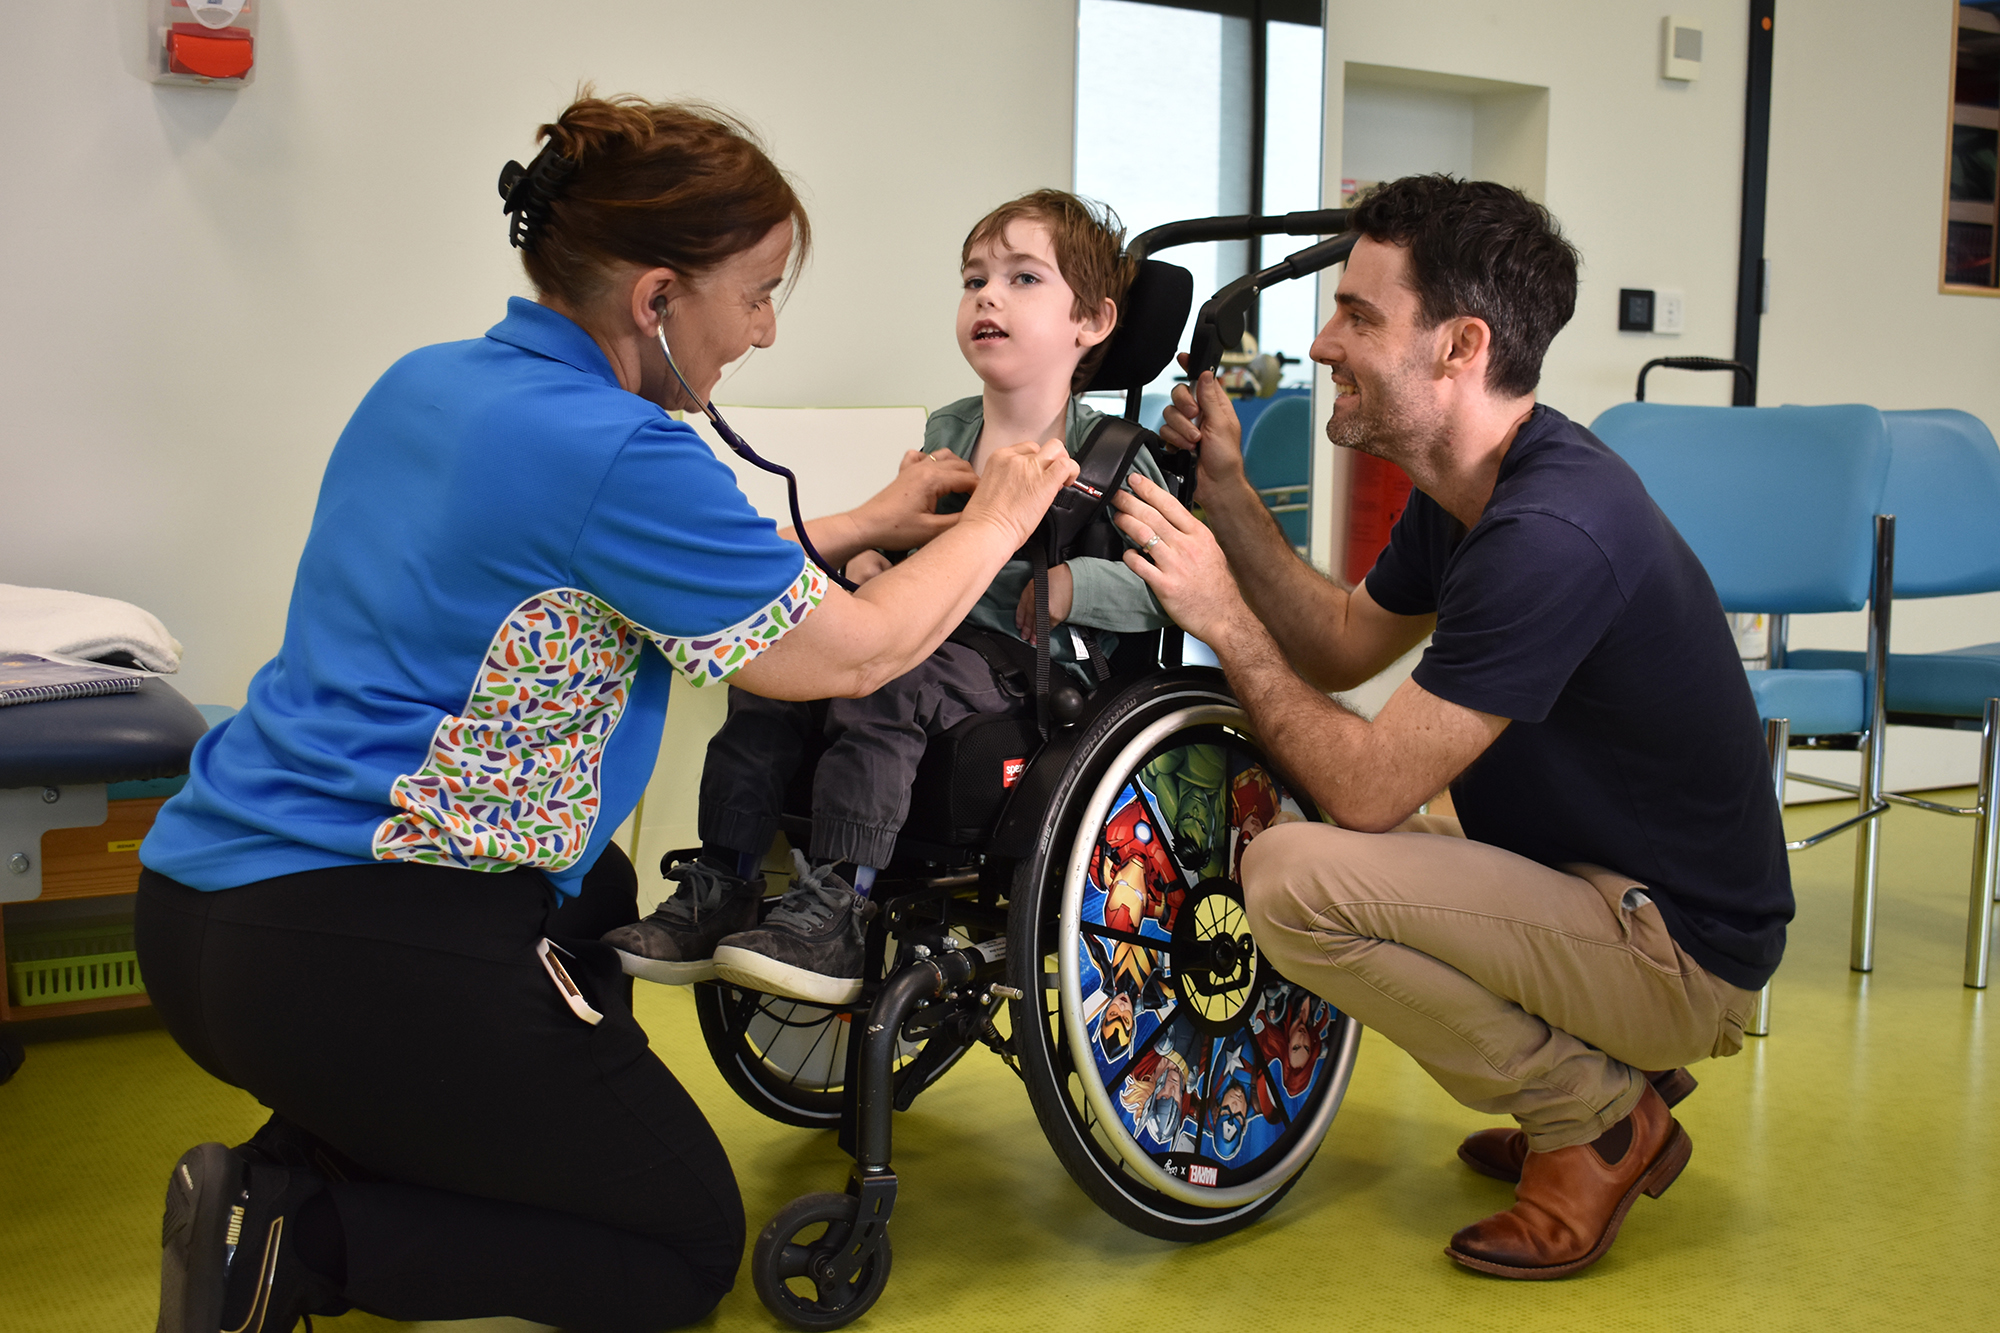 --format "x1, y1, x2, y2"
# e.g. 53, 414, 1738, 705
0, 0, 1075, 711
1761, 2, 2000, 791
1314, 2, 2000, 791
8, 1, 1999, 826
